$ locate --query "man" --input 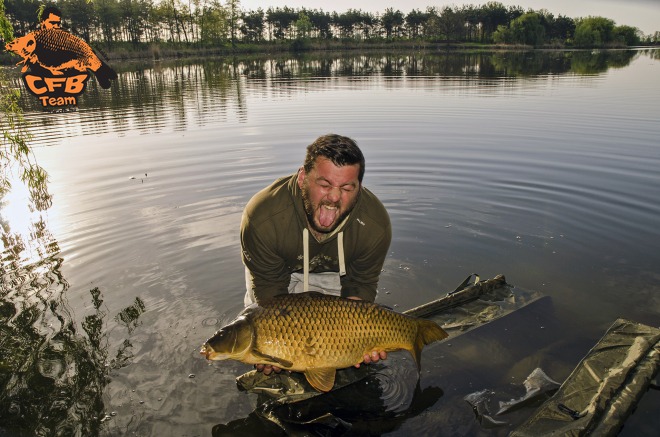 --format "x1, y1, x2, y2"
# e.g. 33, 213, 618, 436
40, 6, 62, 29
240, 134, 392, 373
